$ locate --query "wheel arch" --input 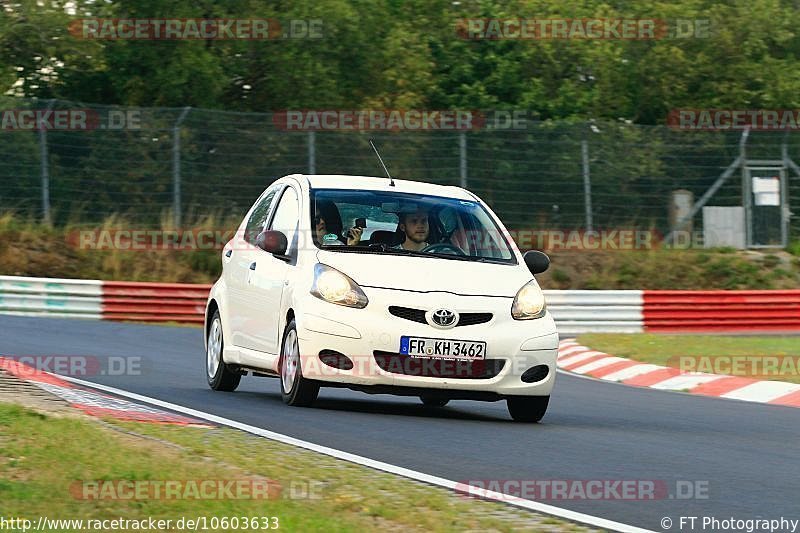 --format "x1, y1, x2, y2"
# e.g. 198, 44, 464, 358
205, 298, 220, 340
